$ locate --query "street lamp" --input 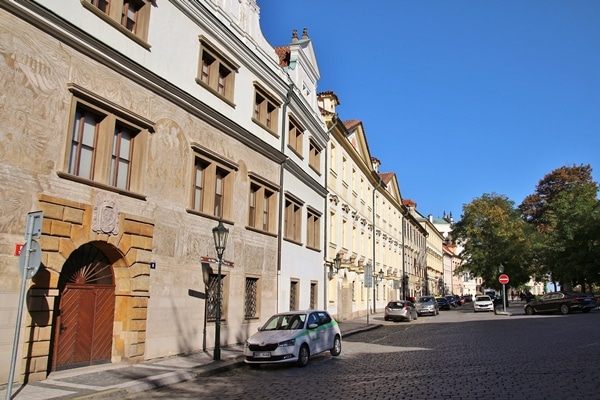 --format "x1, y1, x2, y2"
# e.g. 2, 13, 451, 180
373, 268, 384, 313
212, 220, 229, 361
329, 253, 342, 280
